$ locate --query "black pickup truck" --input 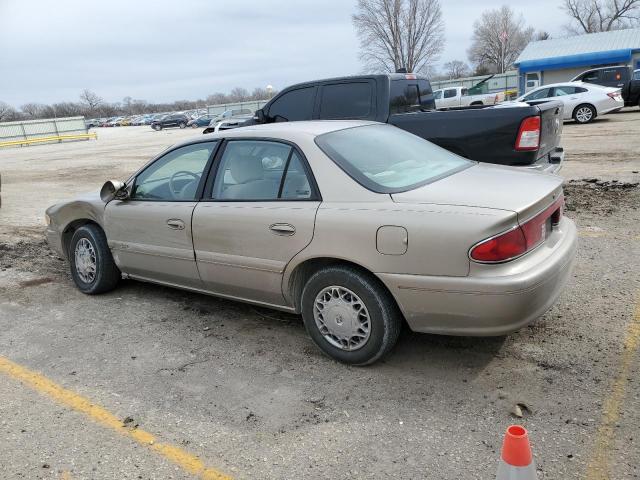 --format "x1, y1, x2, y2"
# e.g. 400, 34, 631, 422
572, 65, 640, 108
214, 73, 565, 173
